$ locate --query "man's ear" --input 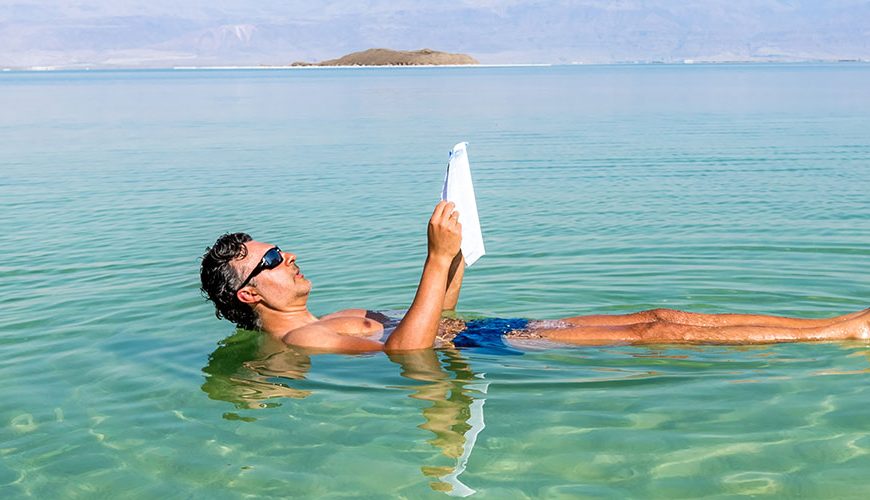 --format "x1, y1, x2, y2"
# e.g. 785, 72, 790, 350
236, 287, 260, 305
